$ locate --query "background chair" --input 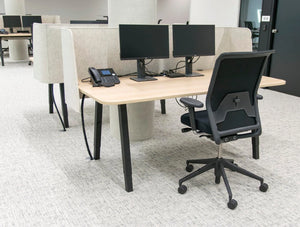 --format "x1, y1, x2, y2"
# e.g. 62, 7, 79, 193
177, 51, 273, 209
